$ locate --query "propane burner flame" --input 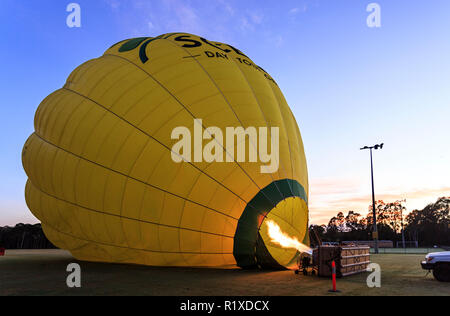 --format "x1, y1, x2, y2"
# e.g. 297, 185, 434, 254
266, 220, 312, 255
